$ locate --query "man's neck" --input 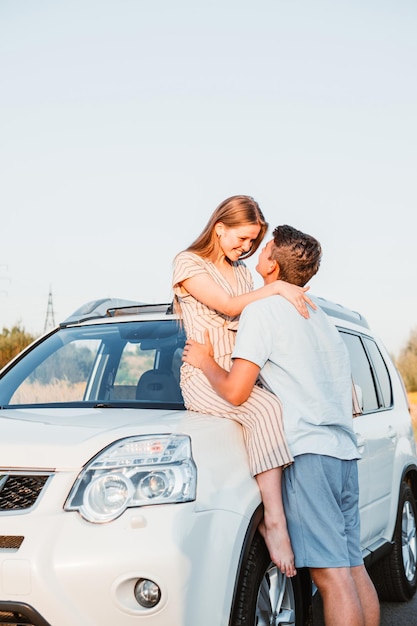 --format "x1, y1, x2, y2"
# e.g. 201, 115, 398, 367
262, 272, 280, 286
